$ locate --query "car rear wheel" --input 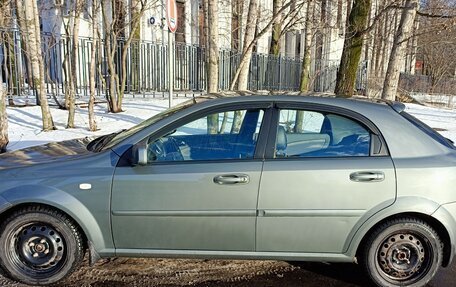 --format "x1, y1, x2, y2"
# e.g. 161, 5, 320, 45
0, 206, 85, 285
362, 217, 442, 287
